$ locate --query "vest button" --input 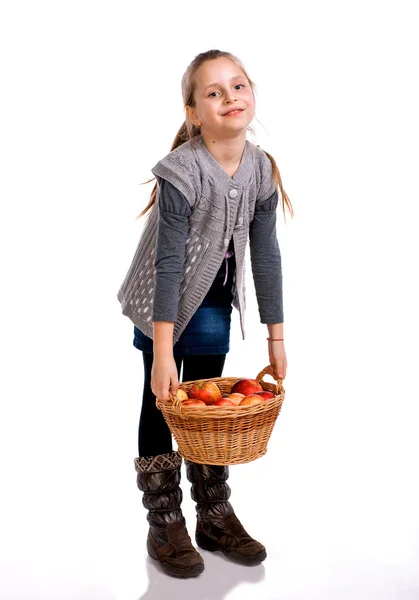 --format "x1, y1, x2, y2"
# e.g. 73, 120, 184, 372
229, 189, 238, 198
